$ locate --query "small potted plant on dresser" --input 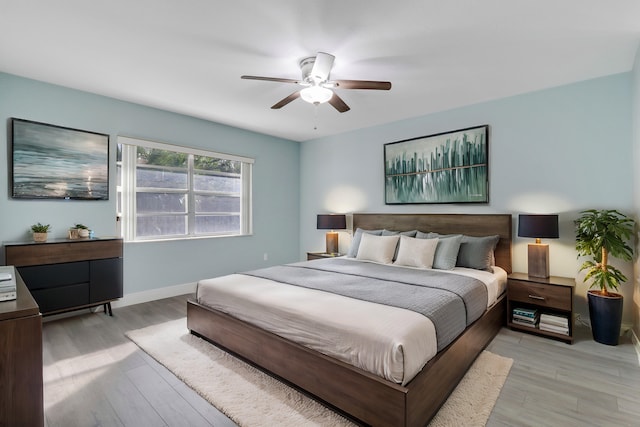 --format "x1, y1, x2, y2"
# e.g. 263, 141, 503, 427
68, 224, 90, 239
31, 222, 51, 242
575, 209, 635, 345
